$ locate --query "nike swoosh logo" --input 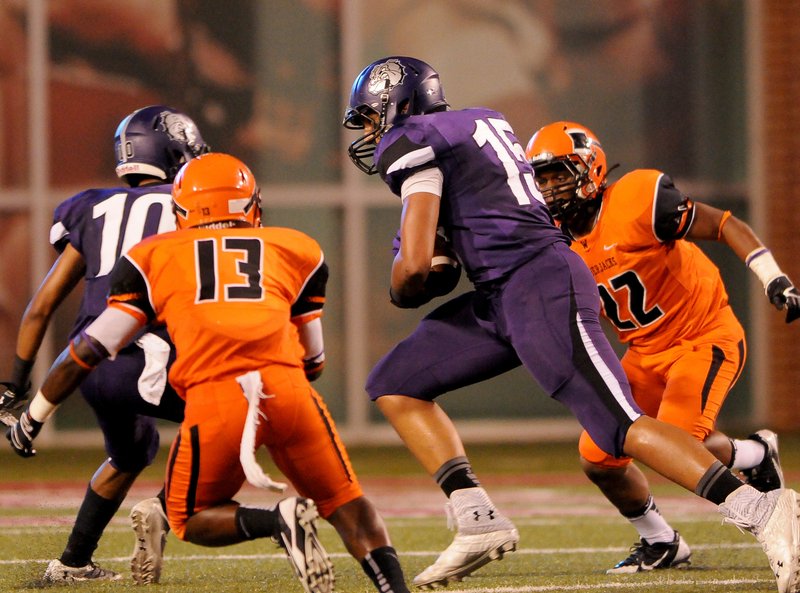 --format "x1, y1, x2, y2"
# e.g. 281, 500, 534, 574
603, 244, 617, 250
640, 549, 671, 570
